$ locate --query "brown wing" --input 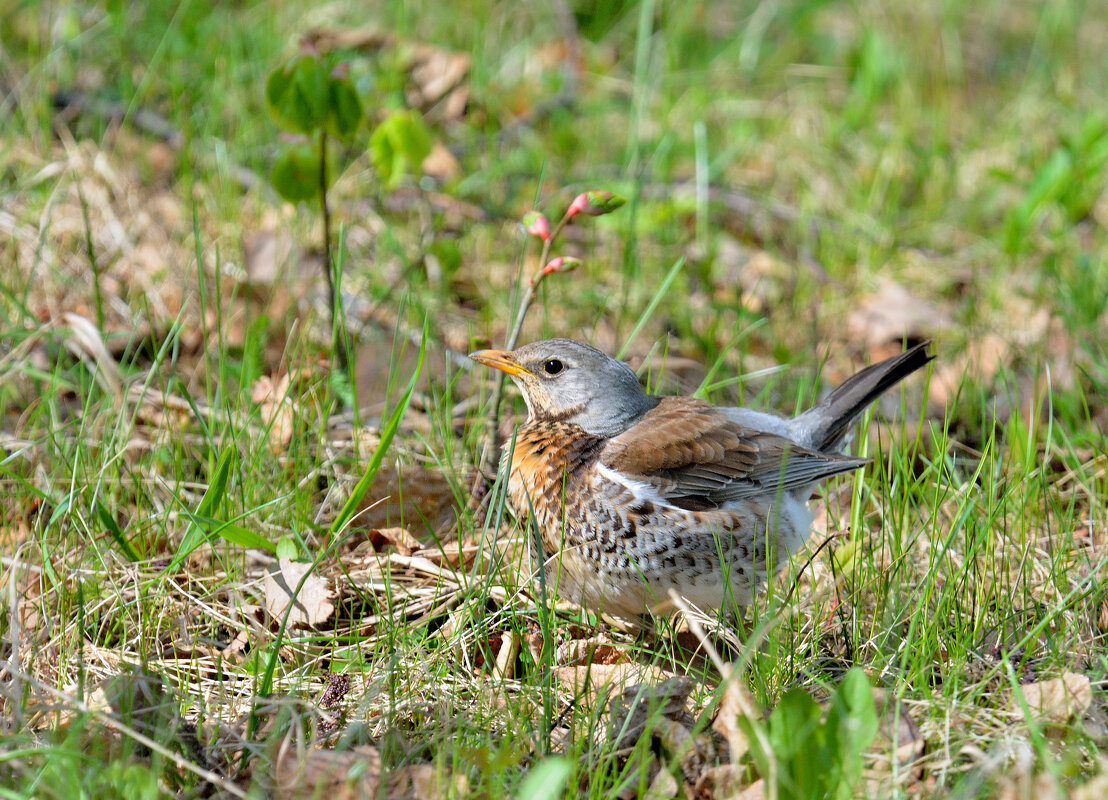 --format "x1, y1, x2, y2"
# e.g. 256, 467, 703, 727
600, 397, 867, 510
